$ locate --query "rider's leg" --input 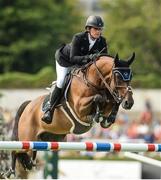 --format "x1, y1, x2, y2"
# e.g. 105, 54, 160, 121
42, 61, 70, 124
